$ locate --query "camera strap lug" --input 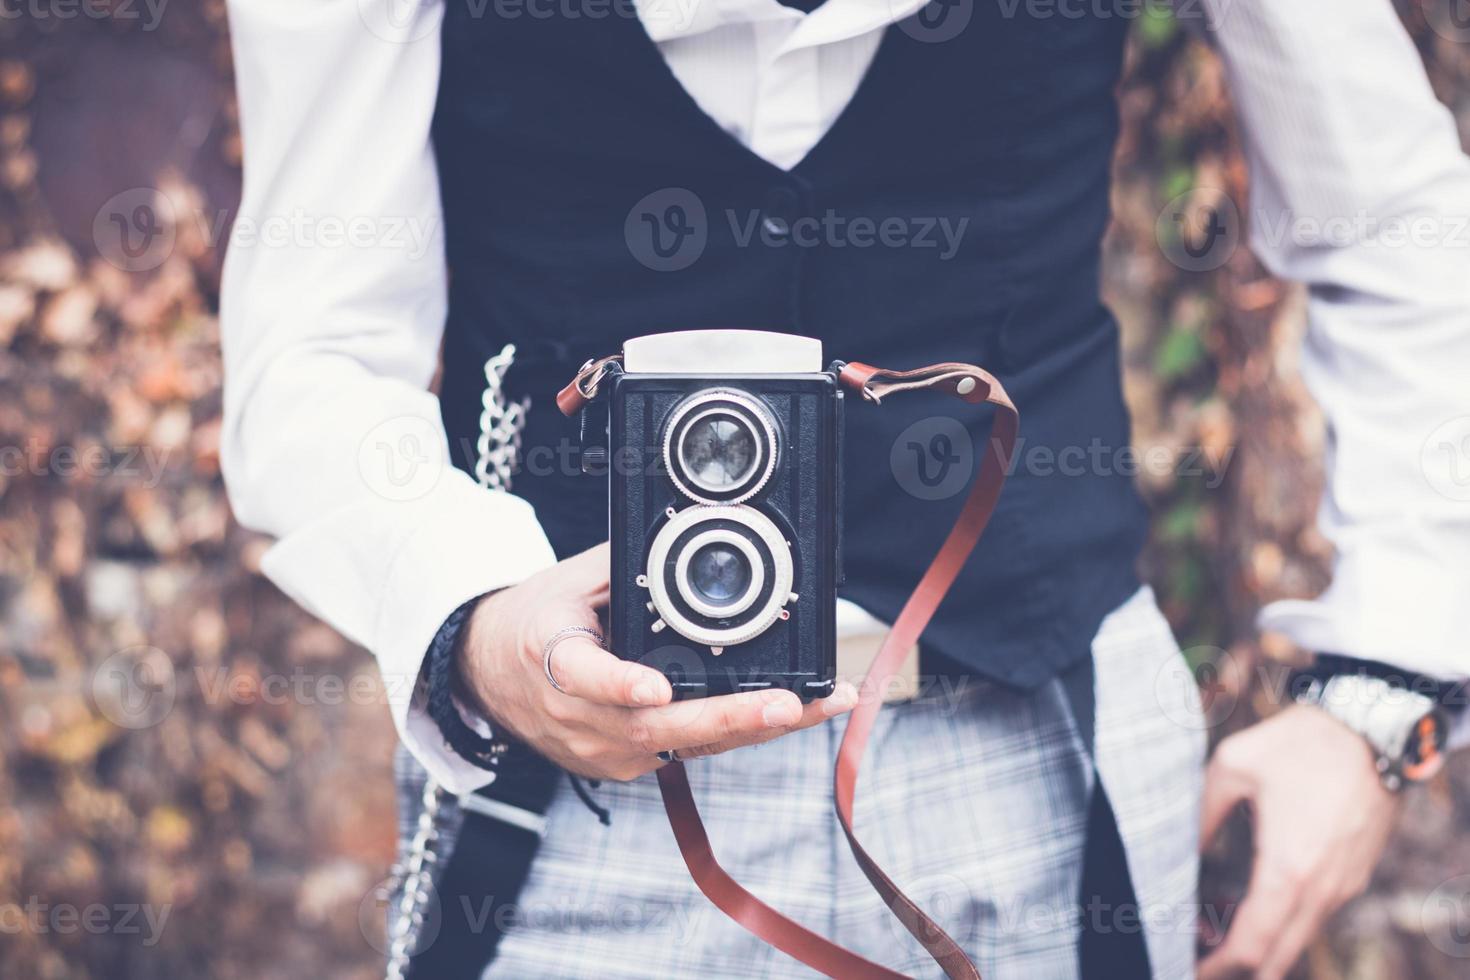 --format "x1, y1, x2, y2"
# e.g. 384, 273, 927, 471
557, 354, 621, 475
835, 359, 996, 407
556, 353, 623, 415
